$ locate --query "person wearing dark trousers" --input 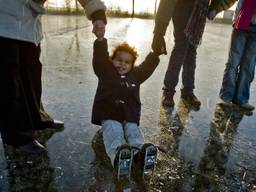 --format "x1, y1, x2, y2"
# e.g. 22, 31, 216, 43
0, 0, 107, 154
151, 0, 236, 108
